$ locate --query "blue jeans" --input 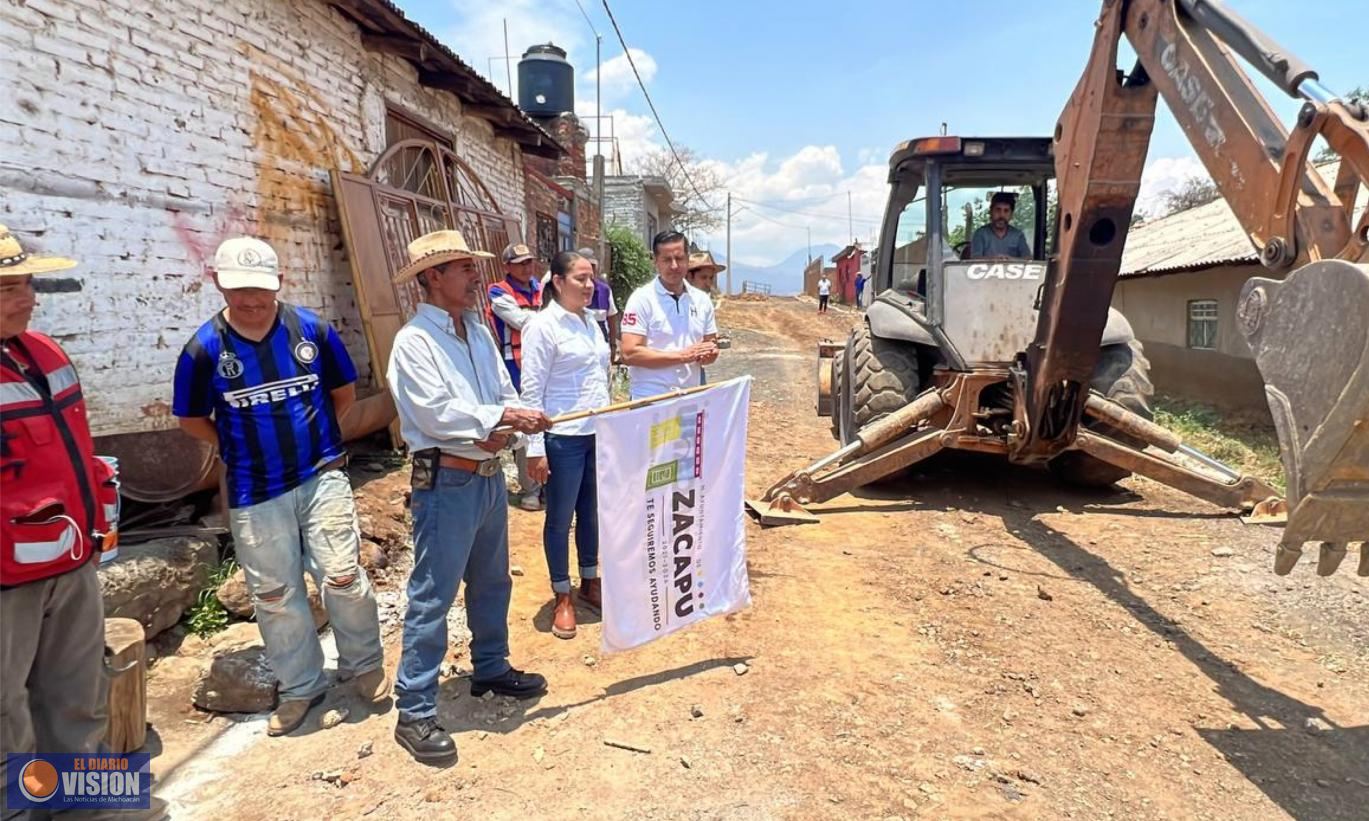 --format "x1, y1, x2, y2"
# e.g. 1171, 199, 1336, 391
228, 469, 383, 702
396, 468, 512, 721
542, 434, 599, 594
